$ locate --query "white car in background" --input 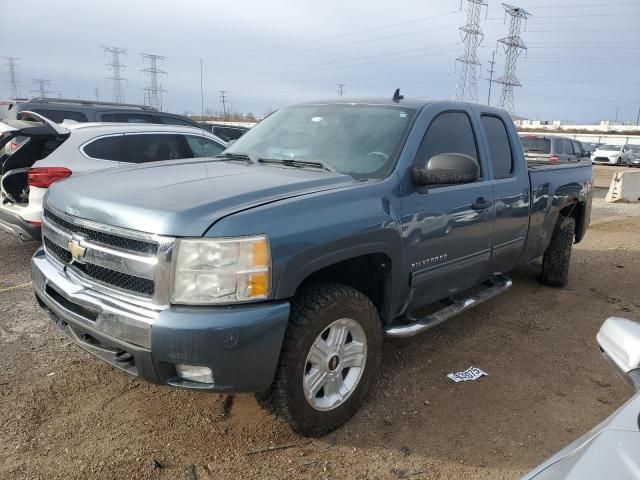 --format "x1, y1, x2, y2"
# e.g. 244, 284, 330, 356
590, 143, 633, 165
628, 144, 640, 167
0, 112, 226, 241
